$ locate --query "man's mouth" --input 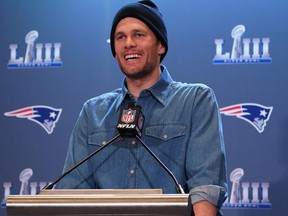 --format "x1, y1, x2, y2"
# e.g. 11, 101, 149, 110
124, 54, 142, 61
